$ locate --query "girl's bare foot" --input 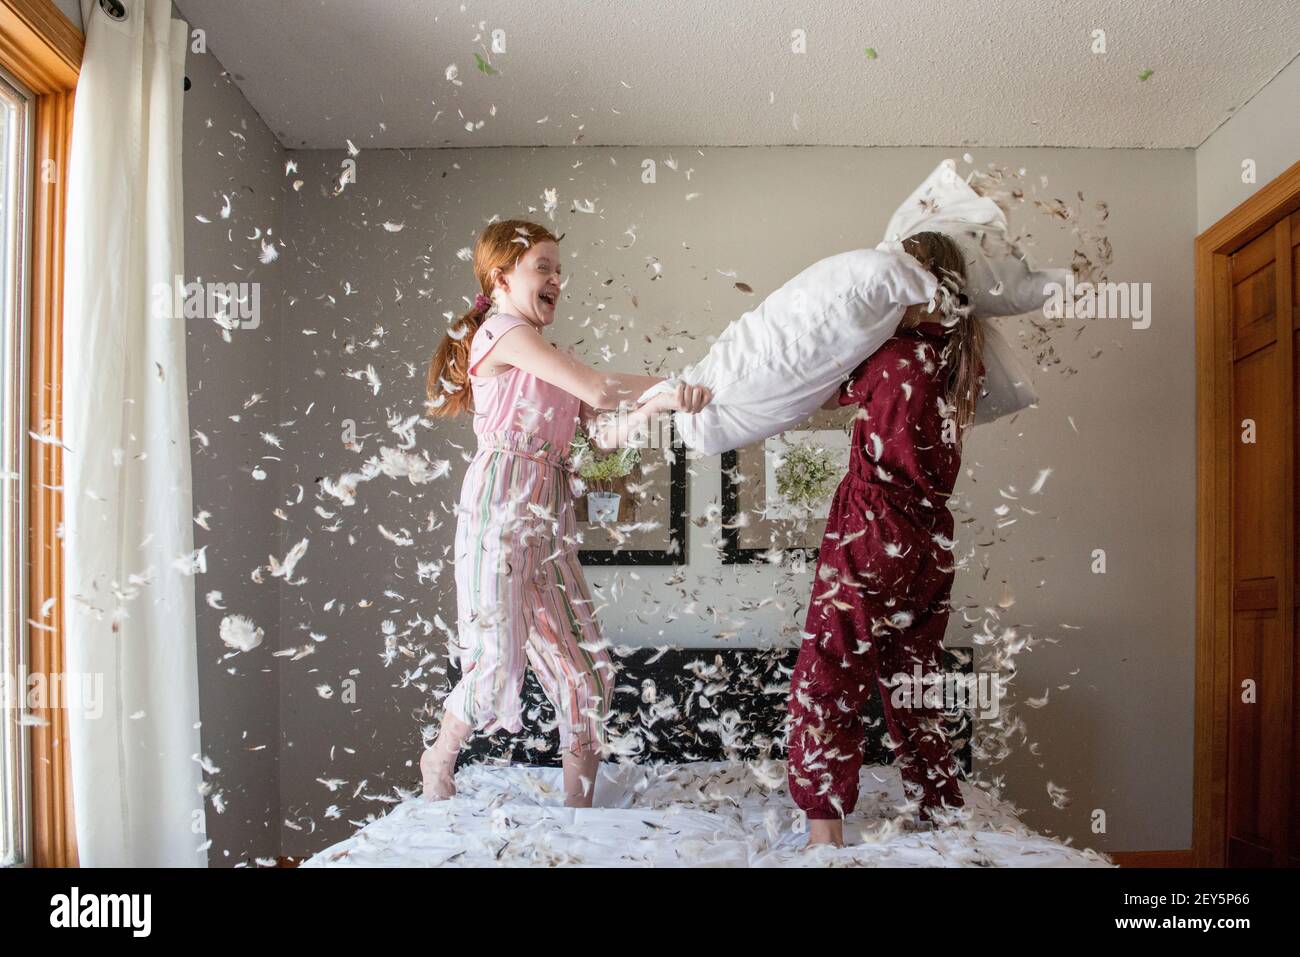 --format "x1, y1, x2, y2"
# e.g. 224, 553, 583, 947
421, 712, 471, 801
806, 819, 844, 847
